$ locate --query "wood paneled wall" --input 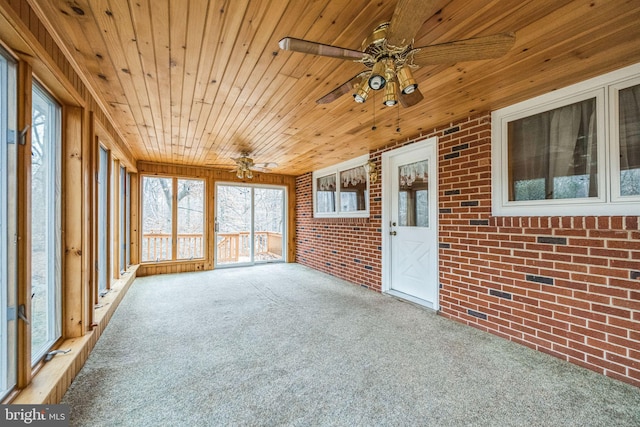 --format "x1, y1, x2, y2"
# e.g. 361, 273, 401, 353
0, 0, 138, 403
136, 161, 296, 277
